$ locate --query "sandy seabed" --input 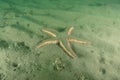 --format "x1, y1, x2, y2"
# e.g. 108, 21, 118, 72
0, 0, 120, 80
